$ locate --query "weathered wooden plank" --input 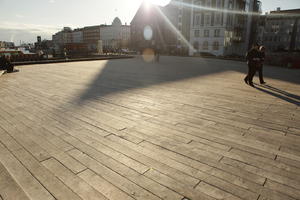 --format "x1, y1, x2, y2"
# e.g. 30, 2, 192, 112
144, 169, 216, 200
78, 169, 136, 200
0, 143, 54, 200
196, 182, 242, 200
77, 133, 200, 187
108, 135, 263, 200
42, 158, 108, 200
264, 179, 300, 200
0, 114, 51, 162
0, 163, 30, 200
0, 104, 87, 174
221, 157, 300, 190
67, 148, 172, 200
